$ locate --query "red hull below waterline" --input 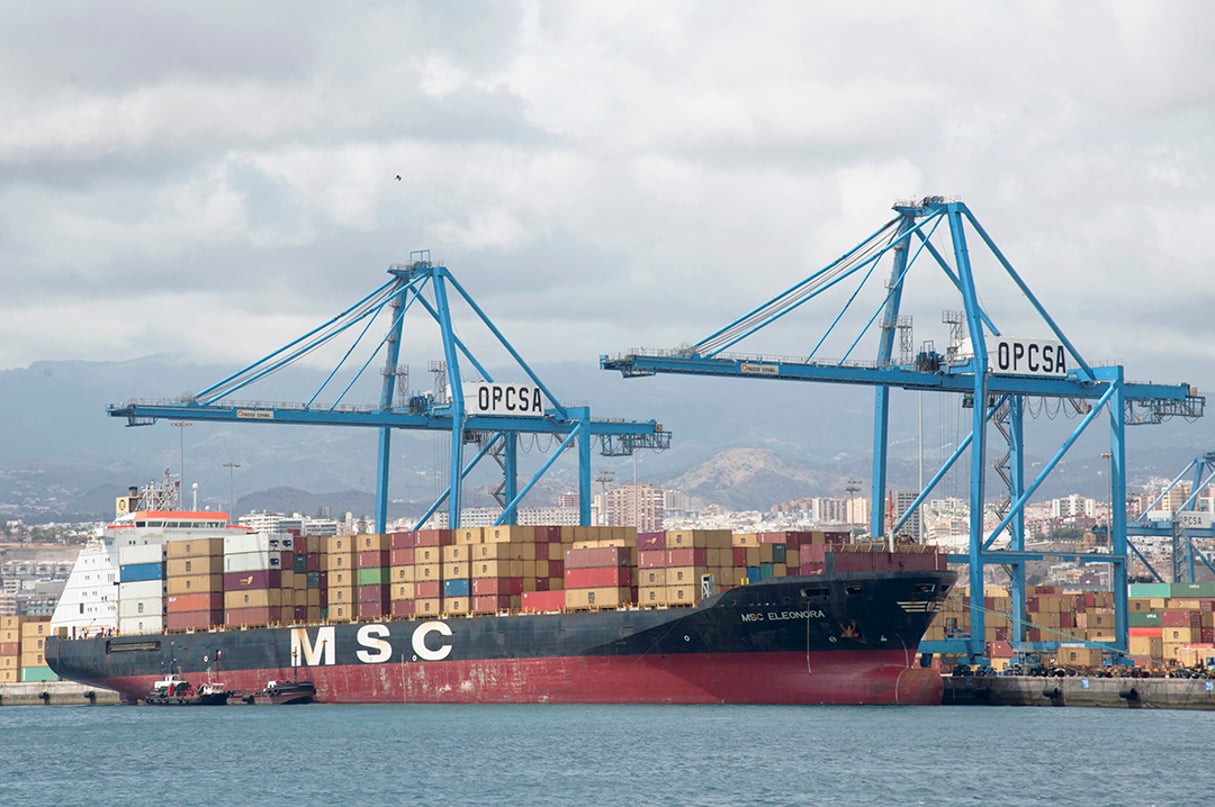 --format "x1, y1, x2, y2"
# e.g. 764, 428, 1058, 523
92, 650, 942, 706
